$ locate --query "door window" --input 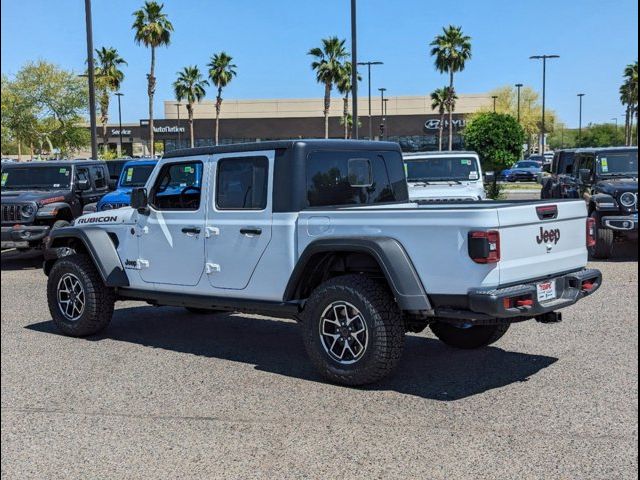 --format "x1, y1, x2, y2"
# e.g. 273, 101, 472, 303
91, 166, 107, 190
216, 156, 269, 210
149, 161, 203, 210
